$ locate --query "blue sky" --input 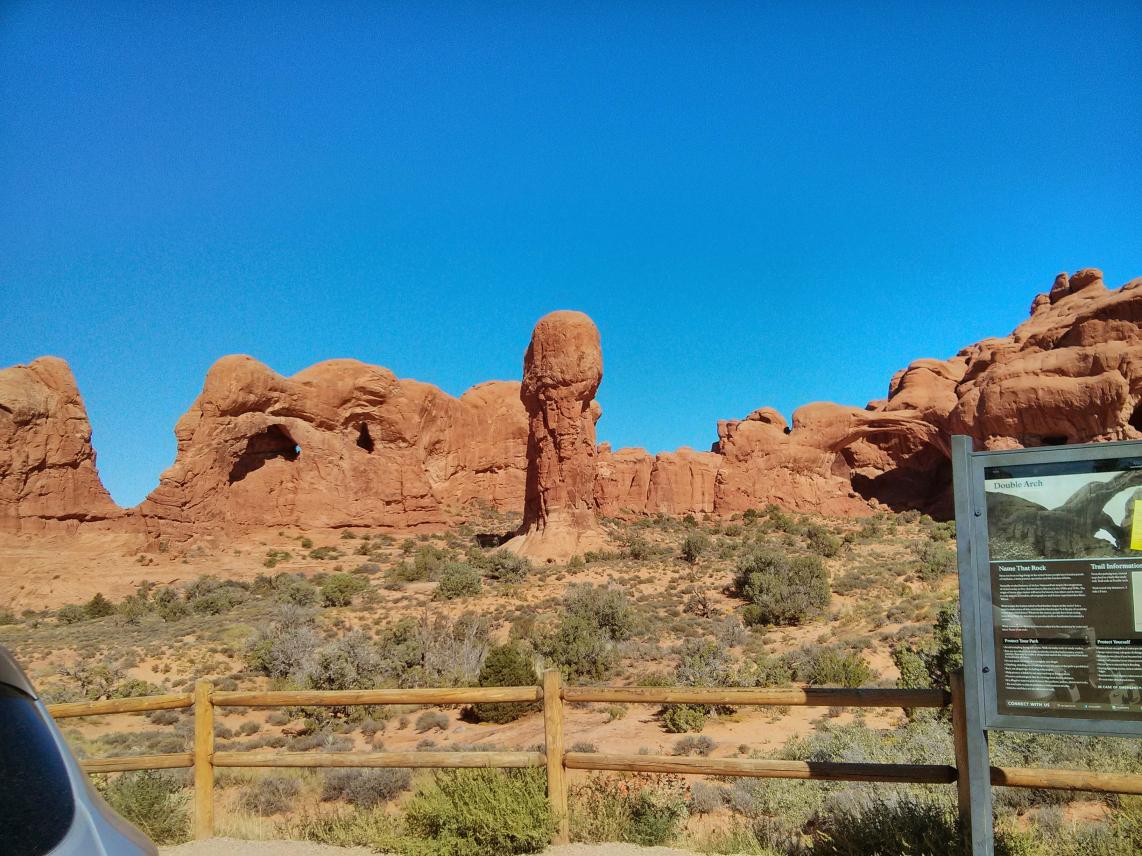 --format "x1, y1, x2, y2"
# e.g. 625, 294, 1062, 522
2, 2, 1140, 507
